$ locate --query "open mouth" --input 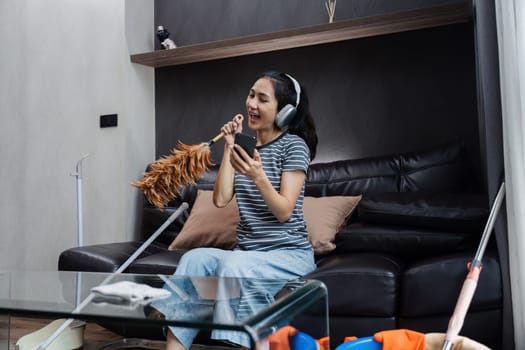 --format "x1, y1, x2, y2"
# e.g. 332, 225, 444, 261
248, 113, 260, 123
